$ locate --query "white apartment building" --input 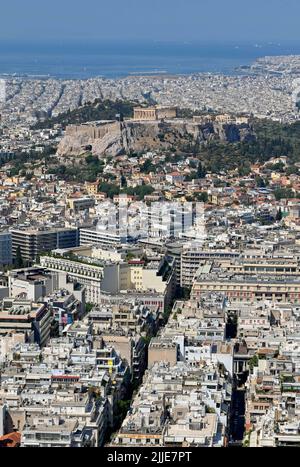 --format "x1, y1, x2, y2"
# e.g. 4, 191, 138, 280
40, 253, 174, 306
